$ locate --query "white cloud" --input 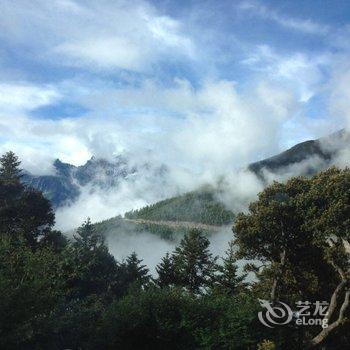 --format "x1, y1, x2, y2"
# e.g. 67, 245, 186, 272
54, 37, 145, 71
216, 169, 264, 213
55, 173, 171, 231
0, 83, 60, 112
0, 0, 195, 72
239, 0, 329, 35
71, 78, 300, 172
242, 45, 330, 102
0, 73, 303, 220
106, 226, 235, 275
107, 230, 177, 275
0, 76, 301, 175
0, 81, 91, 174
328, 64, 350, 129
